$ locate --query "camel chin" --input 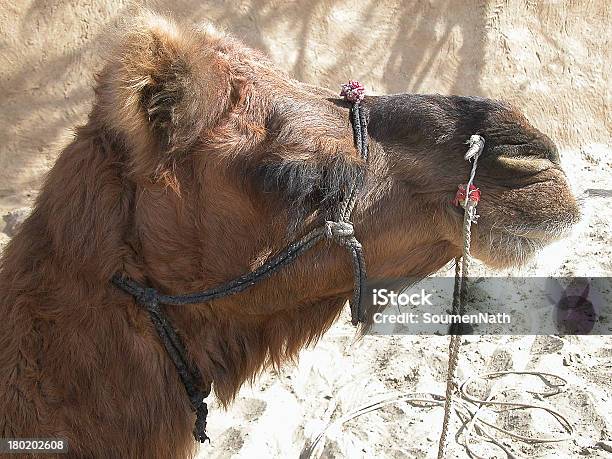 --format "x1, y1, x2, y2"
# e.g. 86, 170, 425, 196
466, 168, 581, 269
